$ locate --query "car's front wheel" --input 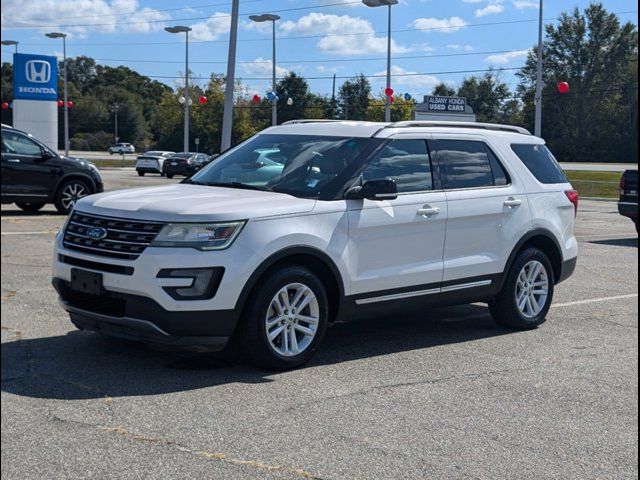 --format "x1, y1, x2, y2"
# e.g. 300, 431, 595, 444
137, 170, 145, 176
16, 202, 45, 212
490, 248, 554, 330
239, 265, 329, 370
54, 179, 91, 214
